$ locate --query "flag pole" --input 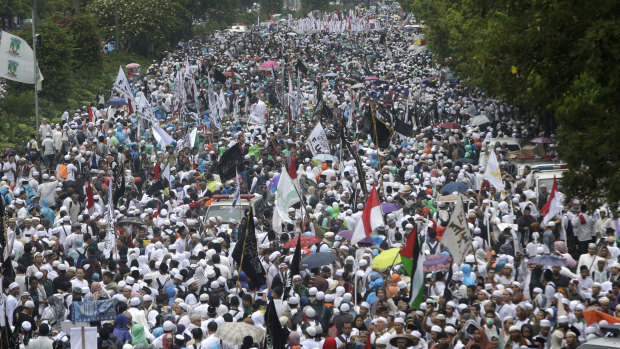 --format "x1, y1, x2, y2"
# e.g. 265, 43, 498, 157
32, 1, 40, 141
370, 103, 384, 196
